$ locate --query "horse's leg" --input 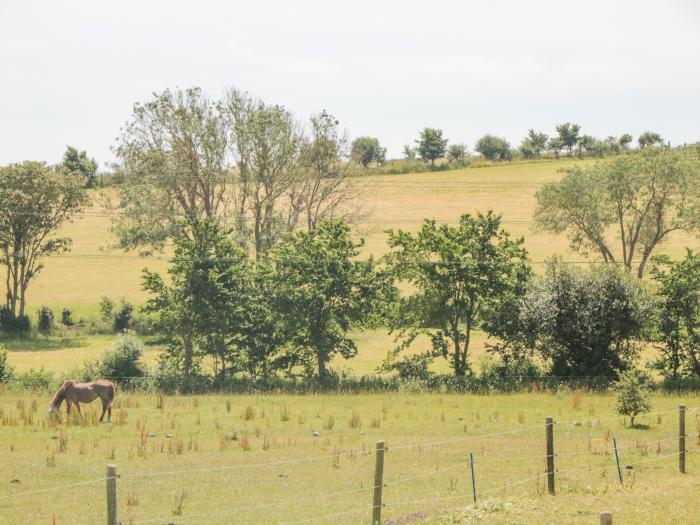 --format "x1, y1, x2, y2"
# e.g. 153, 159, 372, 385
99, 400, 107, 423
74, 402, 83, 419
66, 401, 72, 419
107, 401, 112, 424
